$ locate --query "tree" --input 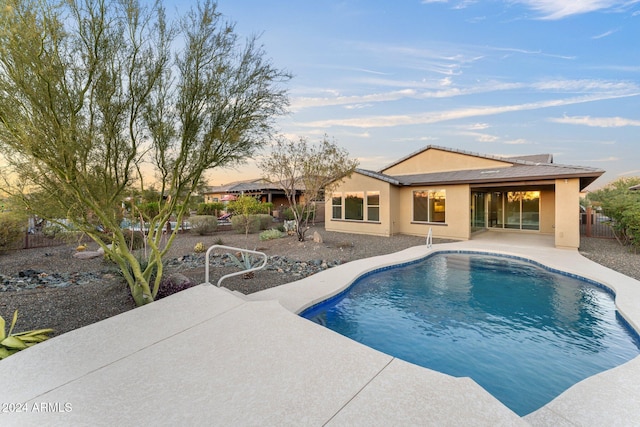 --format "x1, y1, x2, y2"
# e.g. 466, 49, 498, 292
260, 135, 358, 241
587, 177, 640, 248
0, 0, 289, 305
227, 195, 262, 238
